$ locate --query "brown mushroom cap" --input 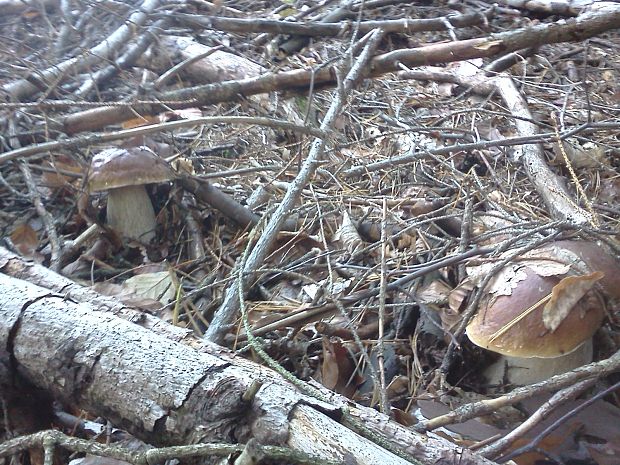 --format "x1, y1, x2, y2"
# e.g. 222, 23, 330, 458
466, 269, 605, 358
88, 147, 174, 192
